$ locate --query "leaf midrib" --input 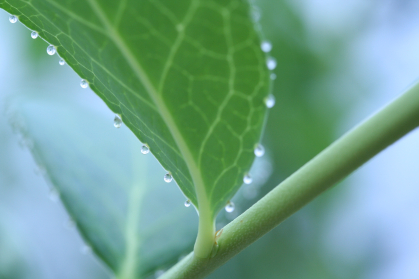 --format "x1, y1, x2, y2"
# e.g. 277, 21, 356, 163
85, 0, 210, 216
117, 139, 148, 279
118, 175, 145, 278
